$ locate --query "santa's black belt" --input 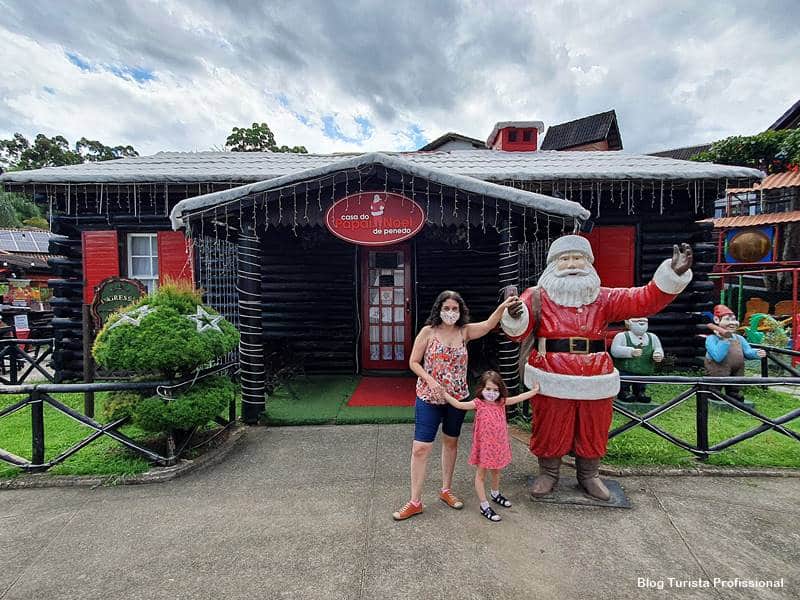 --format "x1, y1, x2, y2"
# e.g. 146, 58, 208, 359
543, 338, 605, 354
